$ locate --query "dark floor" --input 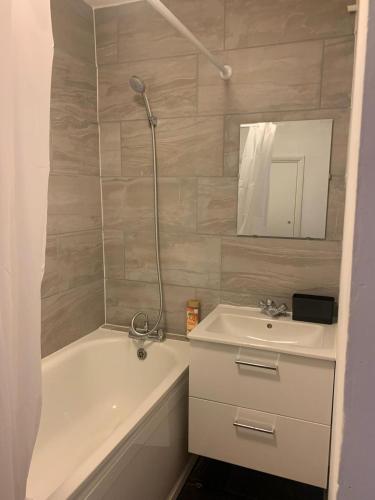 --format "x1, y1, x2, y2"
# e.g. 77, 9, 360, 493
177, 457, 324, 500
